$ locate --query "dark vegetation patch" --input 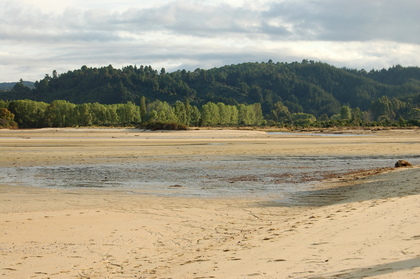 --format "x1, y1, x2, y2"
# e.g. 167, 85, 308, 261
139, 121, 188, 131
